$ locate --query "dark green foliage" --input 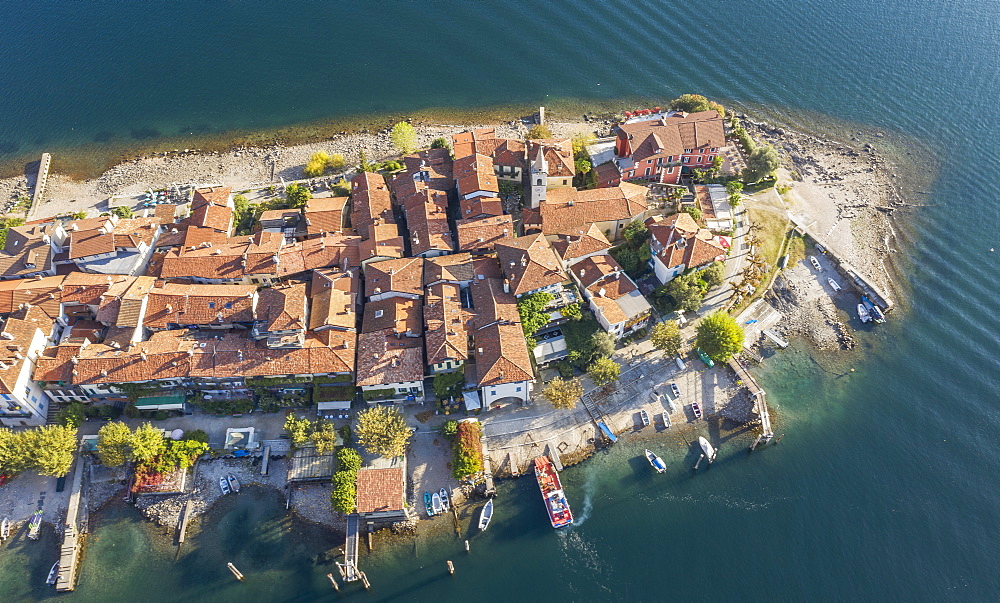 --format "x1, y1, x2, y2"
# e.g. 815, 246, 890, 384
669, 94, 725, 117
430, 137, 450, 150
185, 429, 209, 444
517, 291, 555, 341
702, 261, 726, 289
561, 314, 602, 368
331, 470, 357, 514
622, 220, 649, 248
195, 396, 255, 415
556, 361, 575, 379
336, 448, 363, 472
339, 425, 352, 446
610, 246, 640, 276
665, 272, 705, 313
452, 421, 484, 479
441, 420, 458, 440
744, 145, 780, 183
285, 183, 312, 209
56, 401, 86, 428
685, 205, 703, 222
433, 371, 465, 400
110, 206, 133, 219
